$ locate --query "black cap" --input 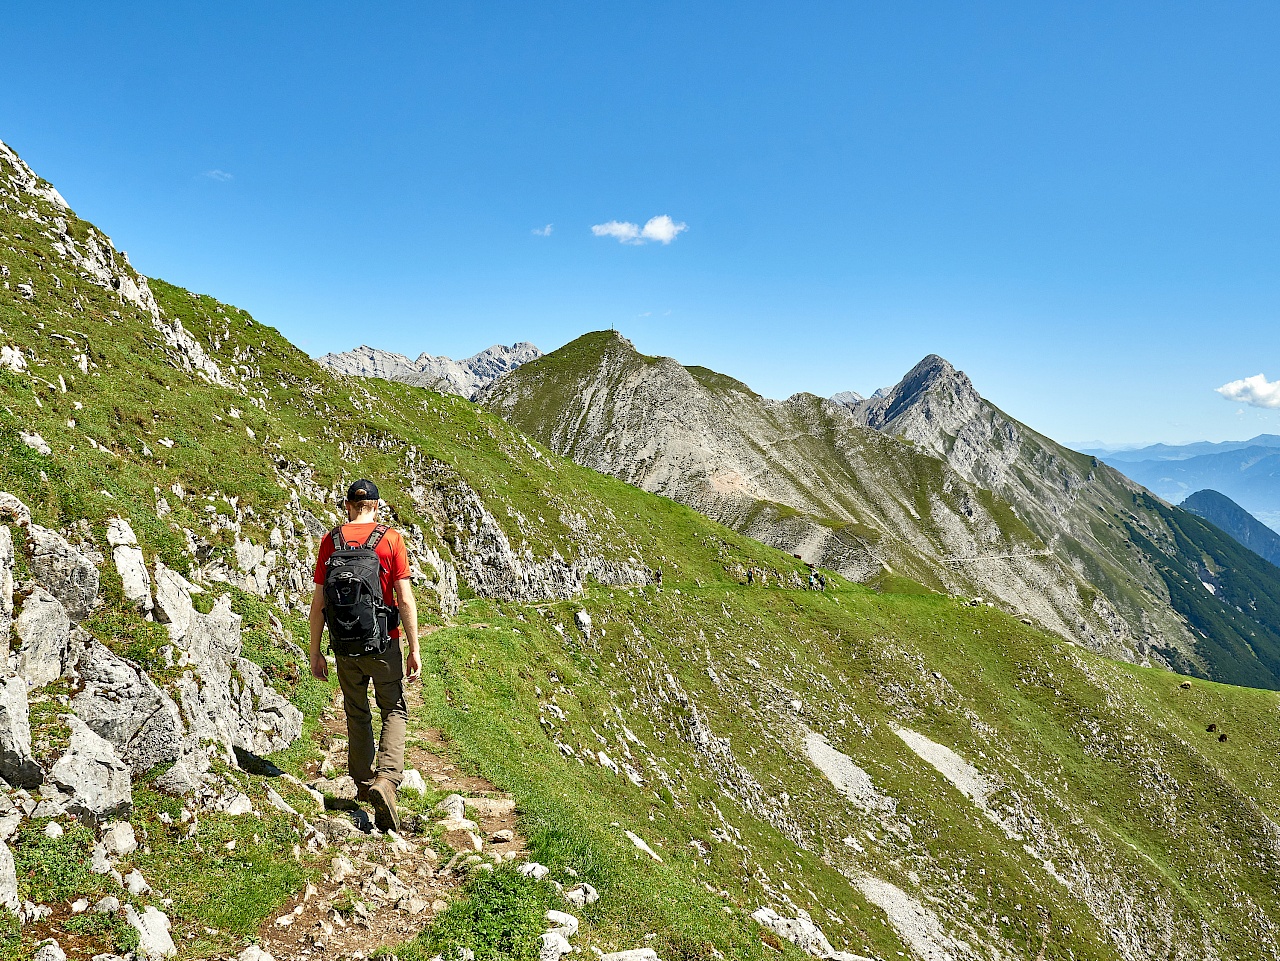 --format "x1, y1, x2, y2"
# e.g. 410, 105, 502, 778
345, 479, 380, 502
